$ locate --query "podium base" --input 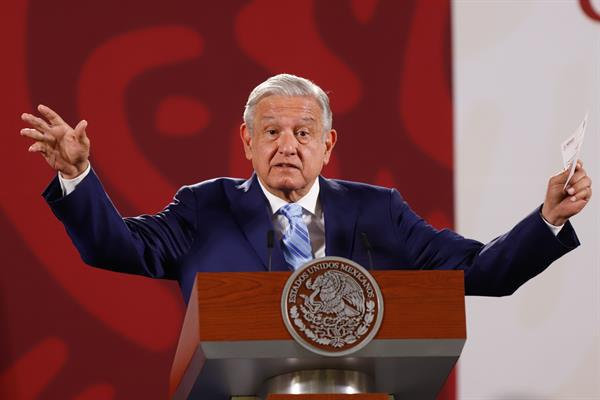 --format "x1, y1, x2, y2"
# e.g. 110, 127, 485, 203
260, 370, 372, 397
